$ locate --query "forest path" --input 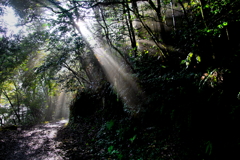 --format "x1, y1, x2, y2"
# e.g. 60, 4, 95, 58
0, 120, 69, 160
